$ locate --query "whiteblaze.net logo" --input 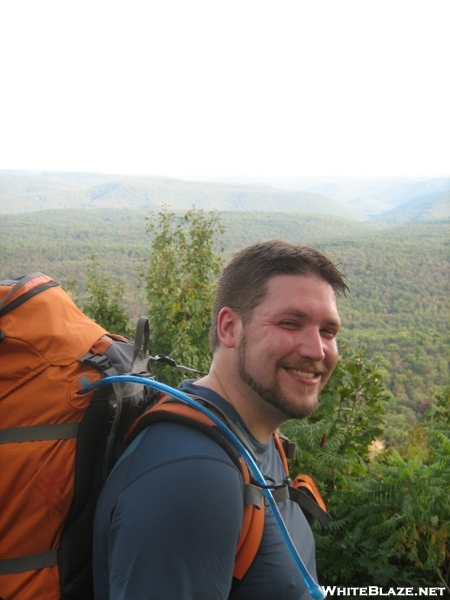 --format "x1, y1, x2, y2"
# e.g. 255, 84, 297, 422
321, 587, 447, 597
